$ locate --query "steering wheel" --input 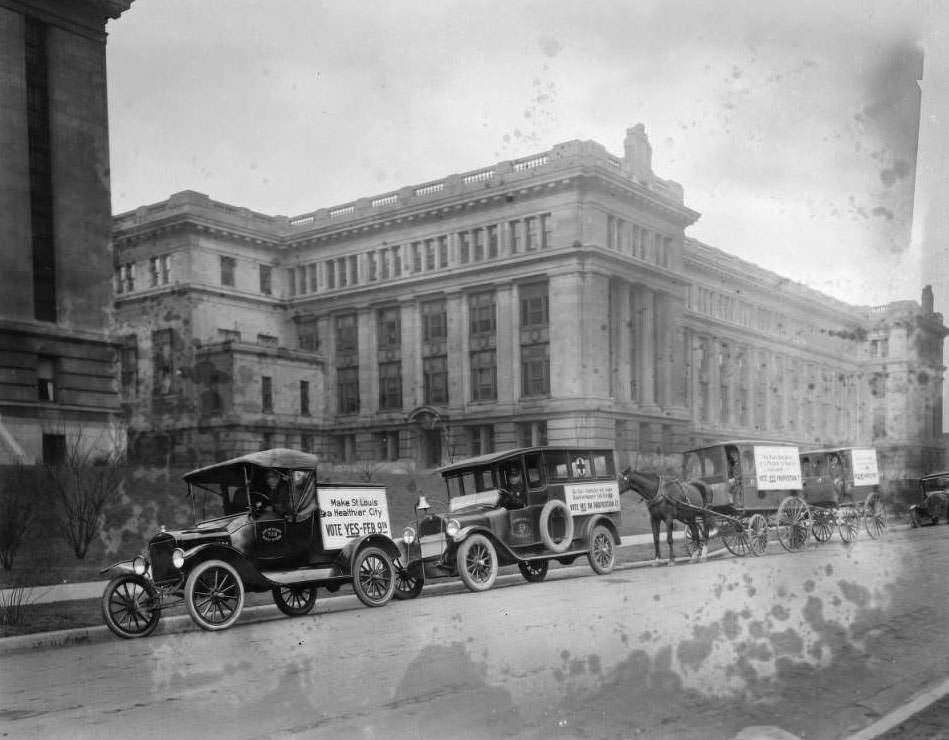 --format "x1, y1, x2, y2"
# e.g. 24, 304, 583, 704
249, 491, 271, 511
